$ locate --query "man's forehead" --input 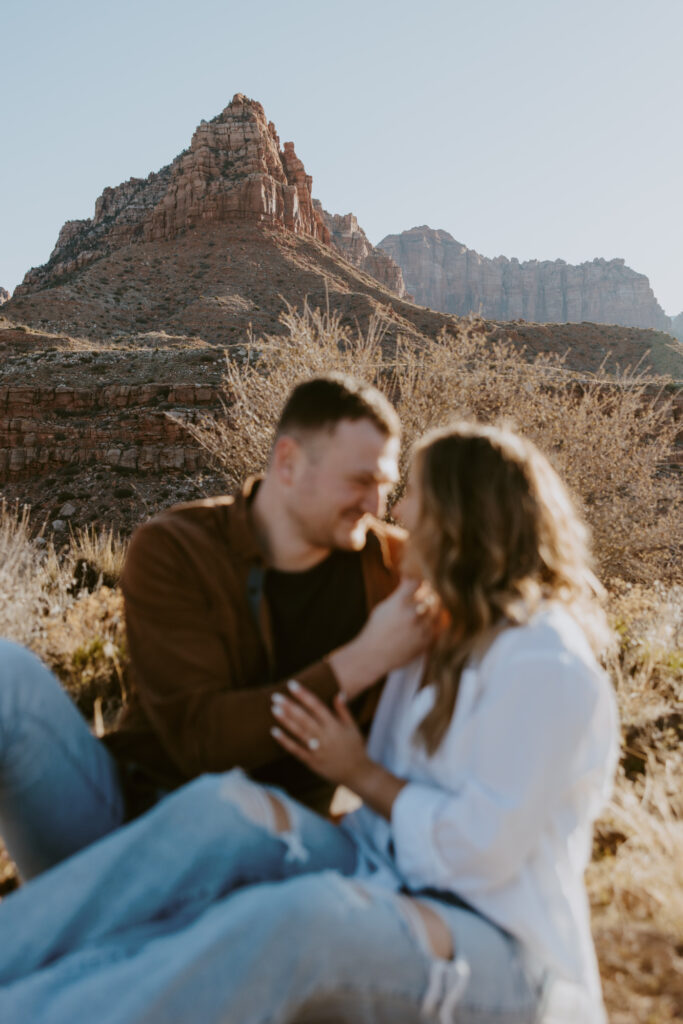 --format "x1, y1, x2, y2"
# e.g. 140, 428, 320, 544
331, 417, 397, 444
329, 421, 400, 477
